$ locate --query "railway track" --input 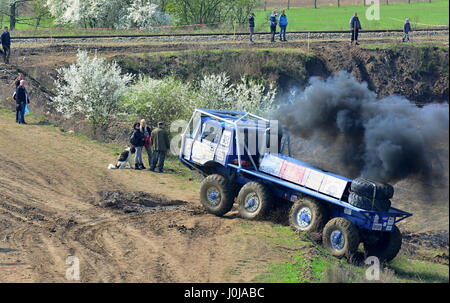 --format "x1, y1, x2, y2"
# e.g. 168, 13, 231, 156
11, 27, 449, 44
